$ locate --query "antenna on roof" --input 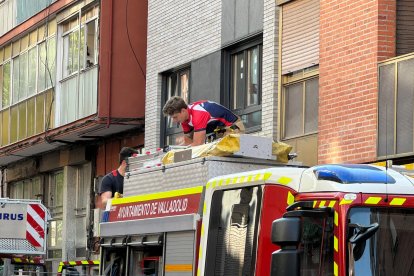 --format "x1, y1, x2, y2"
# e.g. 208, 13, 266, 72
384, 100, 389, 202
